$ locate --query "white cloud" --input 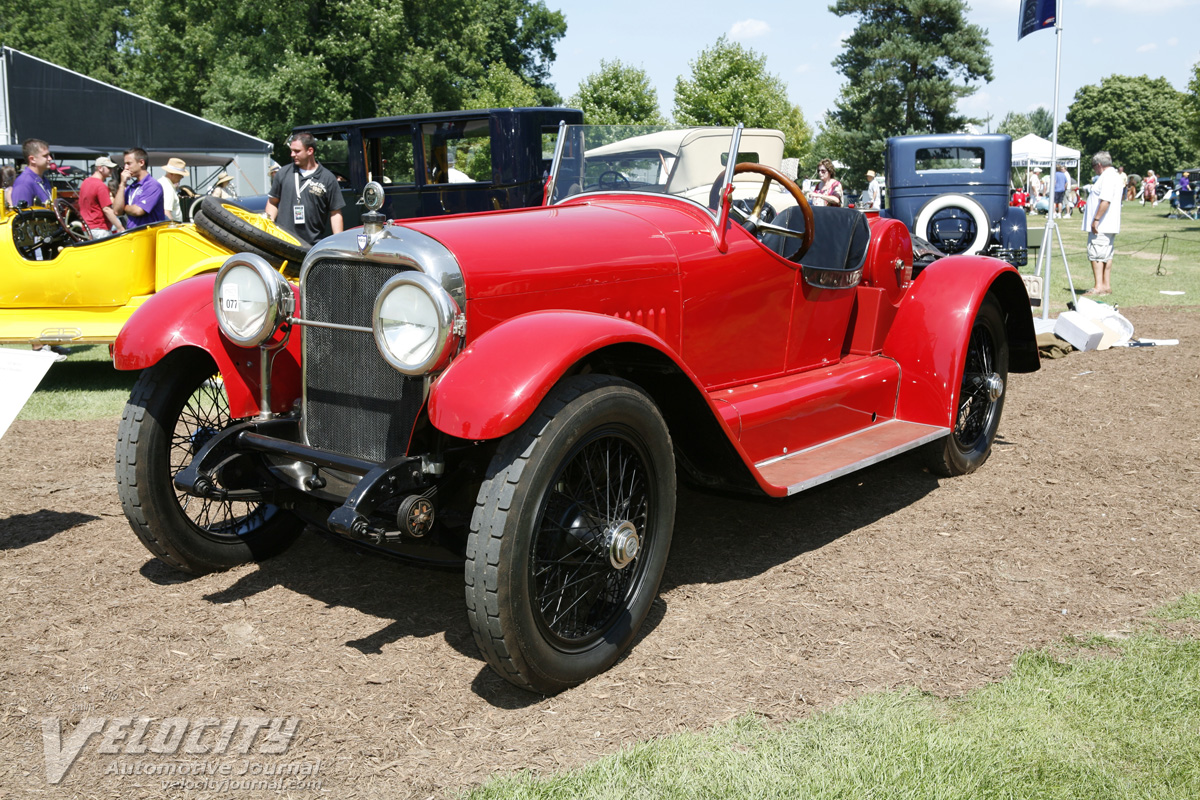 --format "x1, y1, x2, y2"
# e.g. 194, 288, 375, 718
1092, 37, 1104, 44
730, 19, 770, 40
794, 64, 811, 74
1136, 42, 1157, 52
1167, 37, 1180, 46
